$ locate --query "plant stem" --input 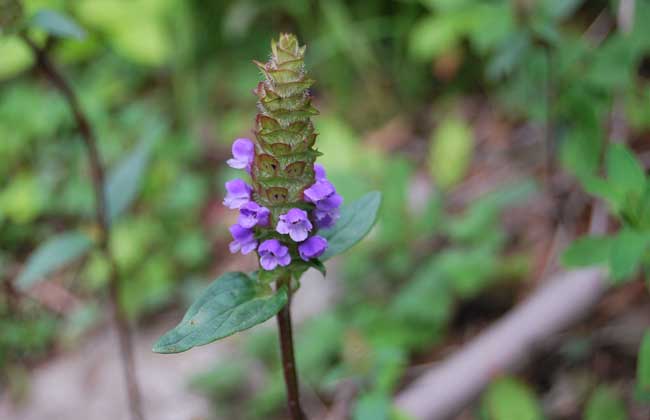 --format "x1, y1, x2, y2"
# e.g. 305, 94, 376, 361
22, 34, 145, 420
276, 278, 306, 420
